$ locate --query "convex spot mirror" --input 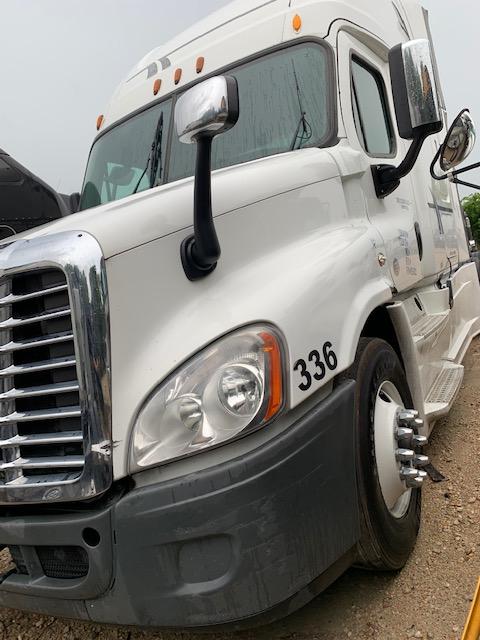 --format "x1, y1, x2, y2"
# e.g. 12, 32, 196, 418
175, 75, 239, 144
389, 39, 442, 140
439, 109, 476, 172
